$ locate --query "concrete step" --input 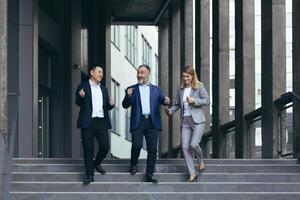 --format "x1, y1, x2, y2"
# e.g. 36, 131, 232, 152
9, 158, 300, 200
10, 192, 300, 200
12, 158, 299, 165
12, 163, 300, 173
11, 172, 300, 182
10, 182, 300, 192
